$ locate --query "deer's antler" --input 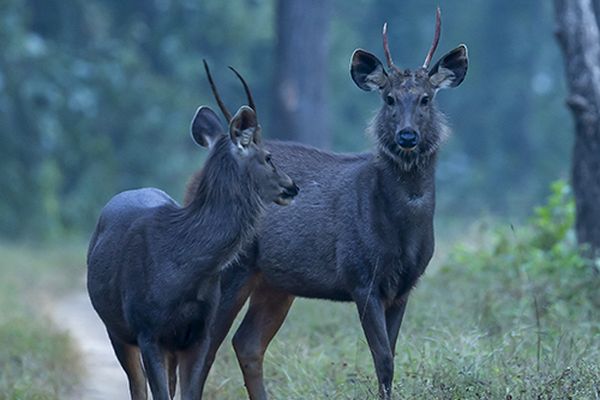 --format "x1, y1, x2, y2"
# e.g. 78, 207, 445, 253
203, 60, 232, 123
229, 66, 256, 116
423, 7, 442, 69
